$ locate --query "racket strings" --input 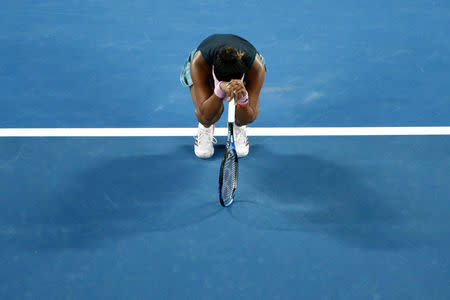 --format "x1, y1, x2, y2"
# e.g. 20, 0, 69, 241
221, 151, 238, 200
